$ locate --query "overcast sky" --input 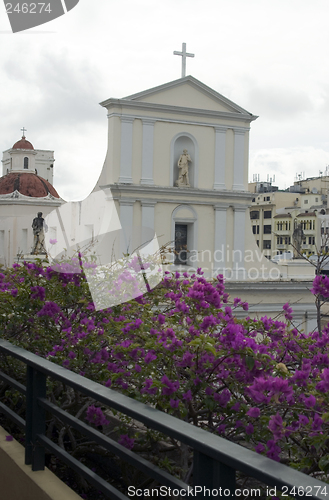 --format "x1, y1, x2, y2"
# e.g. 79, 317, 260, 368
1, 0, 329, 201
